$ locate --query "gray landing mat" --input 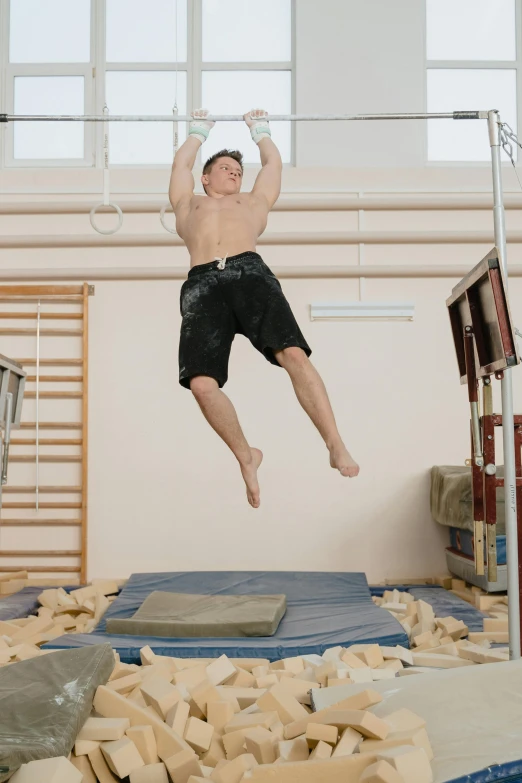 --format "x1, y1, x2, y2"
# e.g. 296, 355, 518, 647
311, 660, 522, 783
0, 644, 114, 782
431, 465, 505, 534
106, 591, 287, 638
